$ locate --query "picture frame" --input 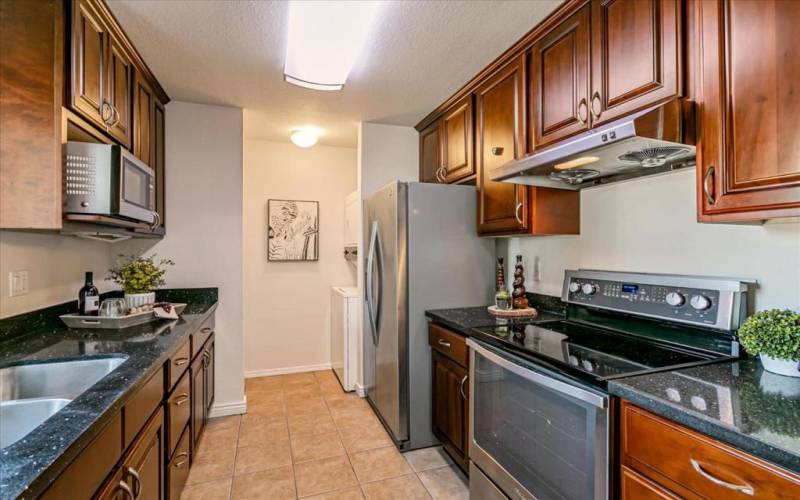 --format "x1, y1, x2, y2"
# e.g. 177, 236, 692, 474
267, 199, 319, 262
